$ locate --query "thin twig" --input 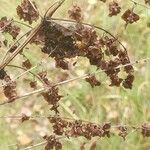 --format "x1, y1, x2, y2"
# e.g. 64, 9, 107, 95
0, 114, 145, 130
21, 141, 47, 150
13, 20, 33, 29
